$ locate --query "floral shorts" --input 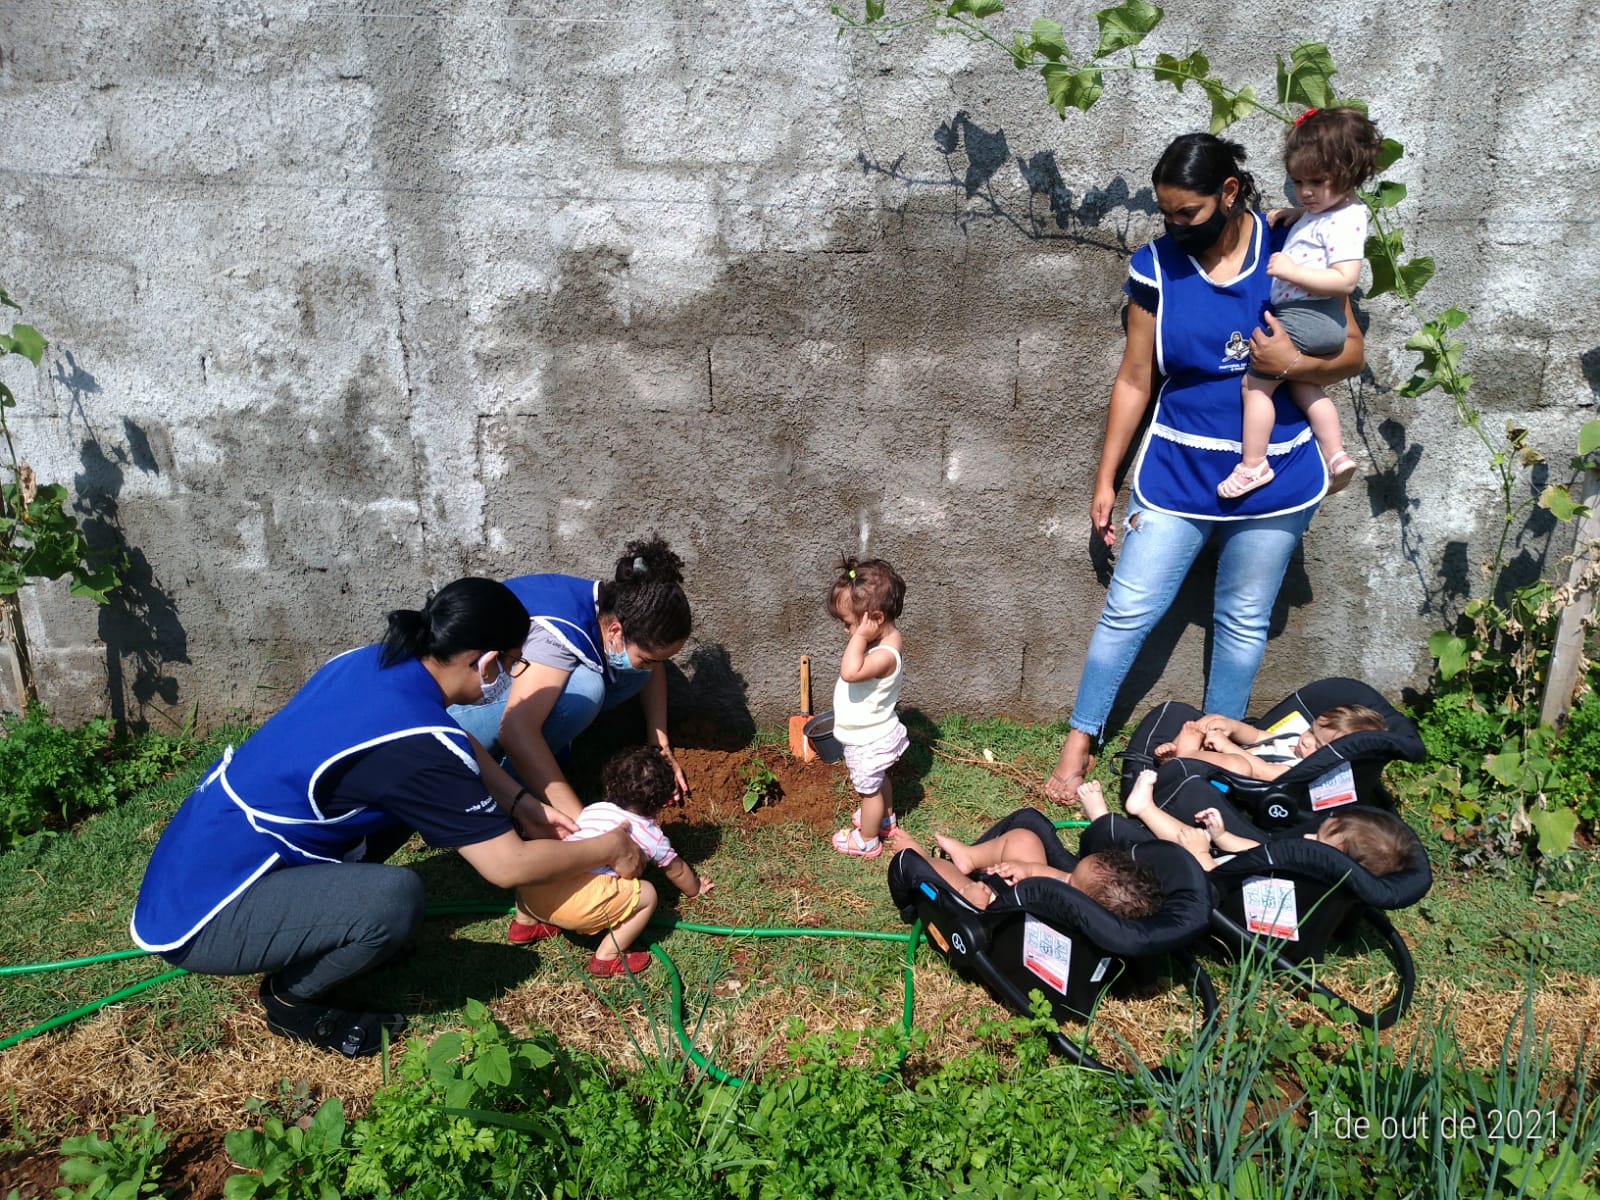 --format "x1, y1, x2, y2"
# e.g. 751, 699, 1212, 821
842, 722, 909, 795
